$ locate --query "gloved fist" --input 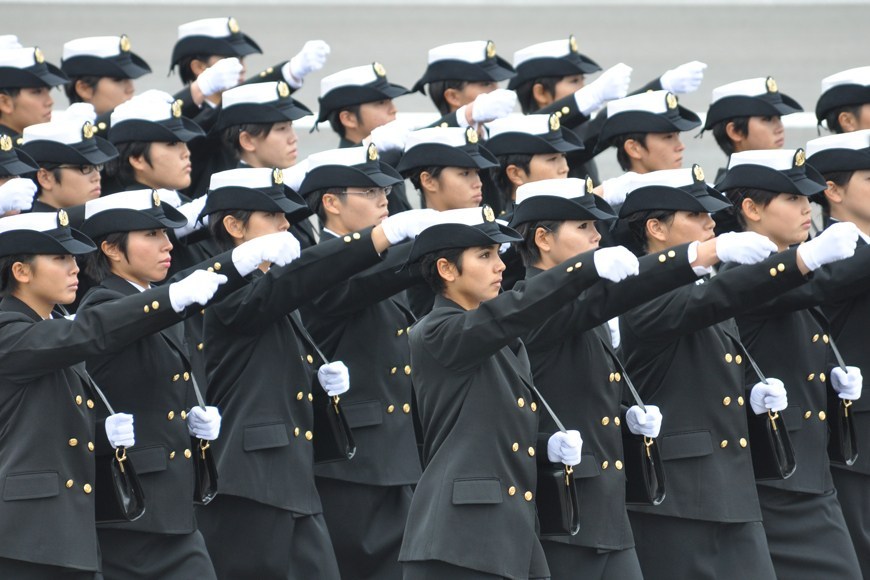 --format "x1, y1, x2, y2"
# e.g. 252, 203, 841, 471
105, 413, 135, 448
0, 178, 36, 214
364, 119, 412, 153
187, 406, 222, 441
318, 361, 350, 397
750, 378, 788, 415
574, 63, 633, 115
196, 57, 244, 97
797, 222, 860, 271
598, 171, 638, 206
284, 40, 330, 85
659, 61, 708, 94
63, 102, 97, 125
626, 405, 663, 438
593, 246, 640, 283
547, 430, 583, 466
465, 89, 517, 124
380, 208, 441, 244
232, 231, 302, 275
832, 366, 863, 400
715, 231, 778, 264
168, 270, 228, 312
